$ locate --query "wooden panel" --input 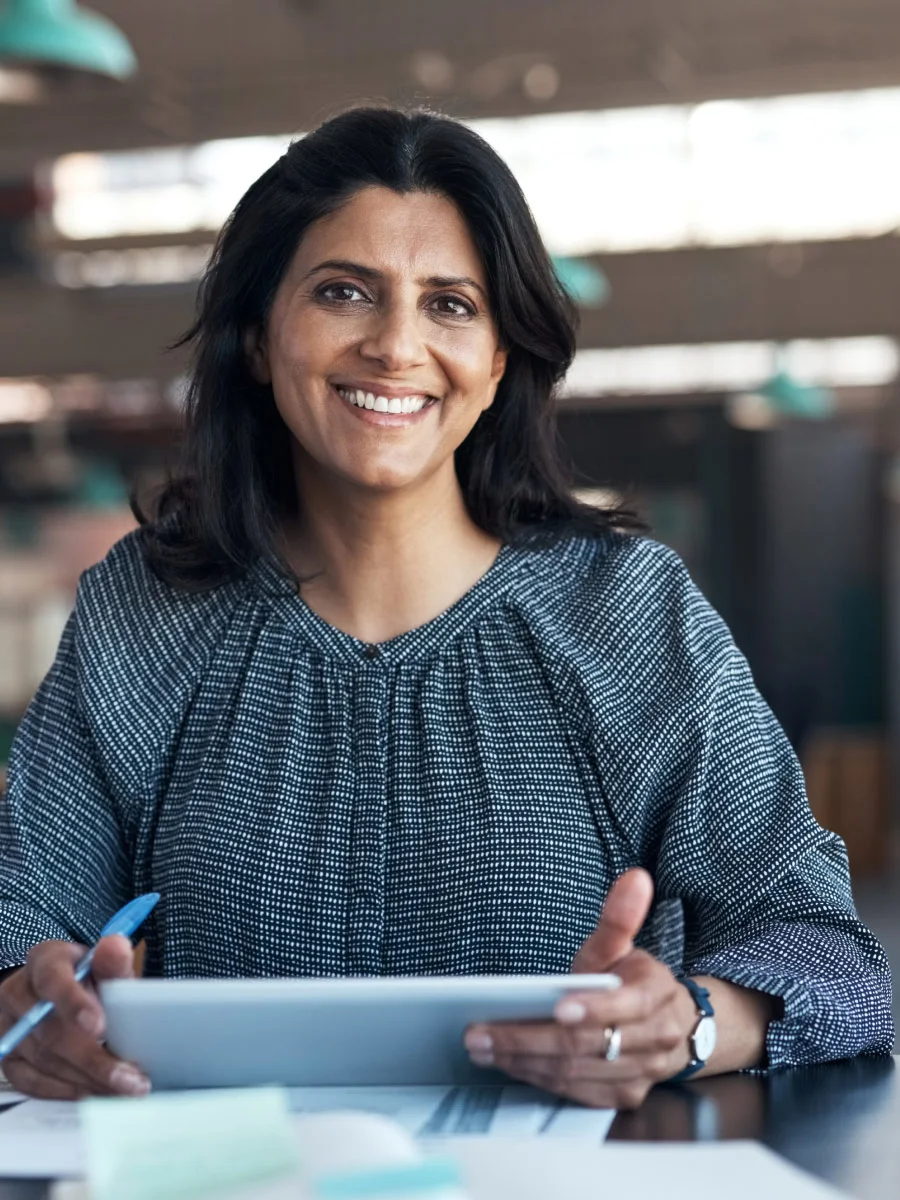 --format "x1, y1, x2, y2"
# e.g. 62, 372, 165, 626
803, 729, 891, 876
